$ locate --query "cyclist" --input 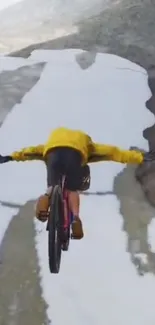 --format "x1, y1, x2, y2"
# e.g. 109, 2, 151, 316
0, 127, 153, 240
